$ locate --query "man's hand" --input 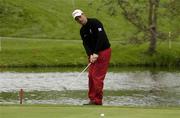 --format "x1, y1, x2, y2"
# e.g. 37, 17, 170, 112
90, 53, 99, 63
